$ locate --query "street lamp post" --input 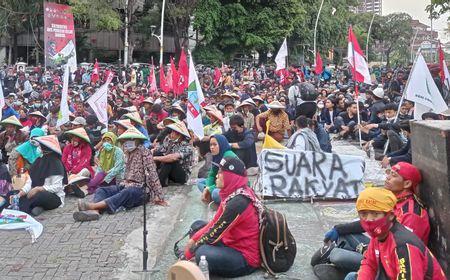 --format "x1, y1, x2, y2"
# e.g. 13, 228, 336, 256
151, 0, 166, 66
124, 0, 129, 67
313, 0, 325, 63
366, 13, 375, 63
